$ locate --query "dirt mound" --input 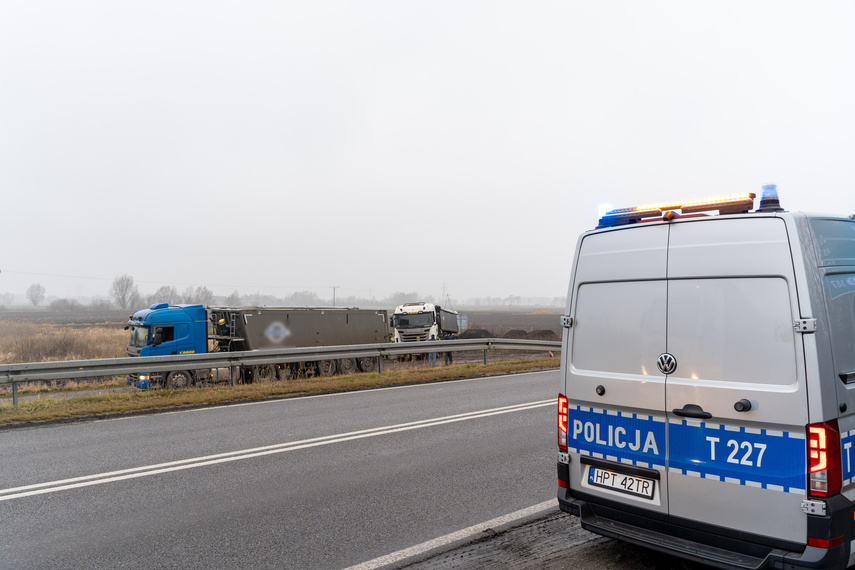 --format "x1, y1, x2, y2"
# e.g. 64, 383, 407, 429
459, 329, 494, 339
503, 329, 528, 339
526, 329, 559, 341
